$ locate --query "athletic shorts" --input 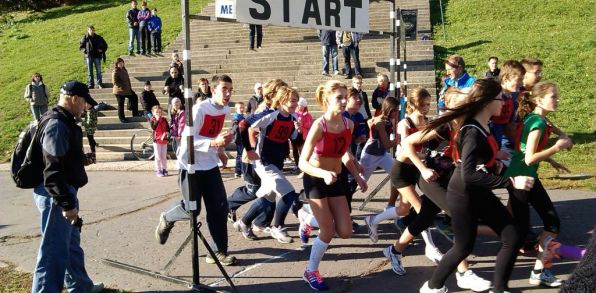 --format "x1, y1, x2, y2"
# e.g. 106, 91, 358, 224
303, 172, 348, 199
390, 160, 420, 188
